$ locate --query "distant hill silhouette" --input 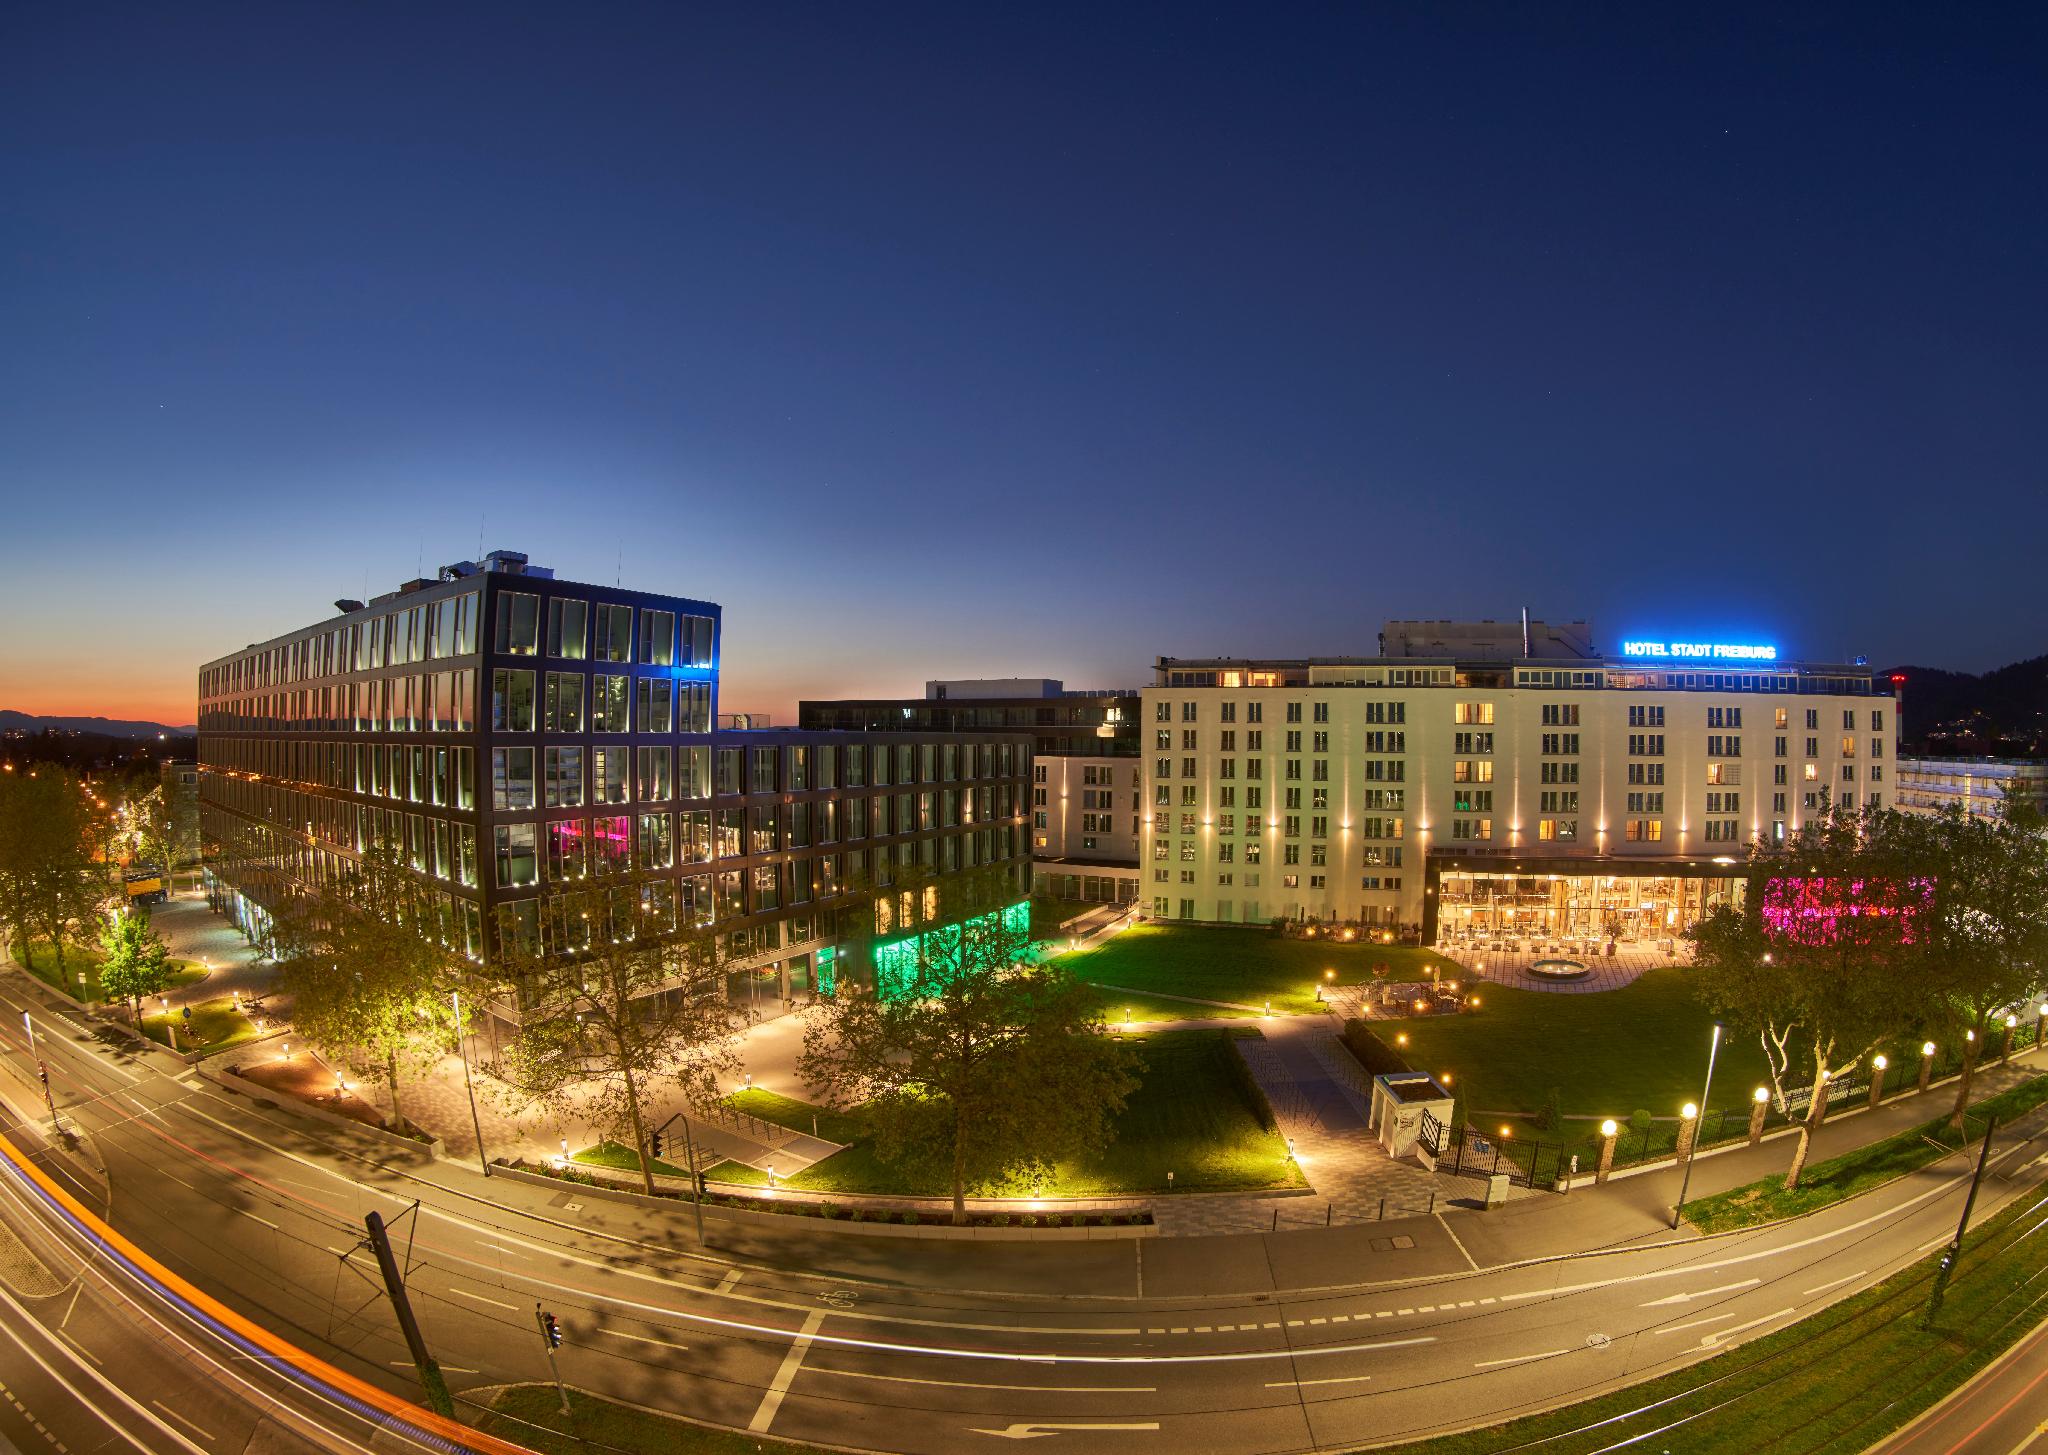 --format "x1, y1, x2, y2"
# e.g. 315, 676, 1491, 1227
1888, 653, 2048, 756
0, 710, 195, 739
